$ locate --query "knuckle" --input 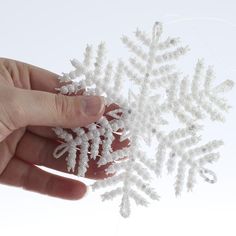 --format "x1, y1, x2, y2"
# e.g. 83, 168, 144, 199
8, 96, 26, 129
44, 176, 54, 194
20, 163, 32, 190
54, 94, 77, 122
0, 89, 26, 131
